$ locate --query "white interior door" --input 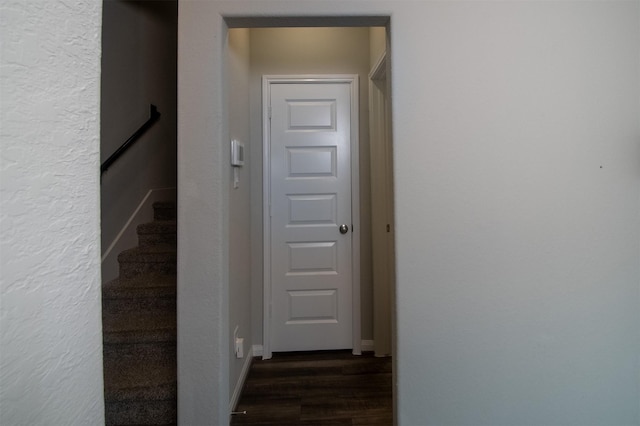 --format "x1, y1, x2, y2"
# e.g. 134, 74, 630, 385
265, 77, 358, 353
